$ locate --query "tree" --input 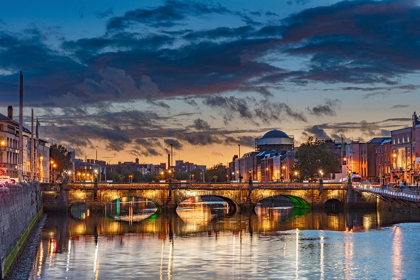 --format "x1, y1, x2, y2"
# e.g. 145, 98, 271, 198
206, 164, 228, 182
50, 144, 73, 173
294, 137, 340, 180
